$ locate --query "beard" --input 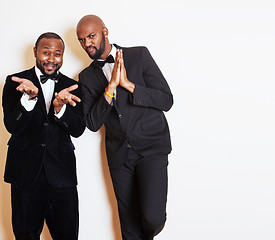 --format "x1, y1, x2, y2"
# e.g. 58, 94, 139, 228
36, 60, 60, 77
86, 32, 106, 60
